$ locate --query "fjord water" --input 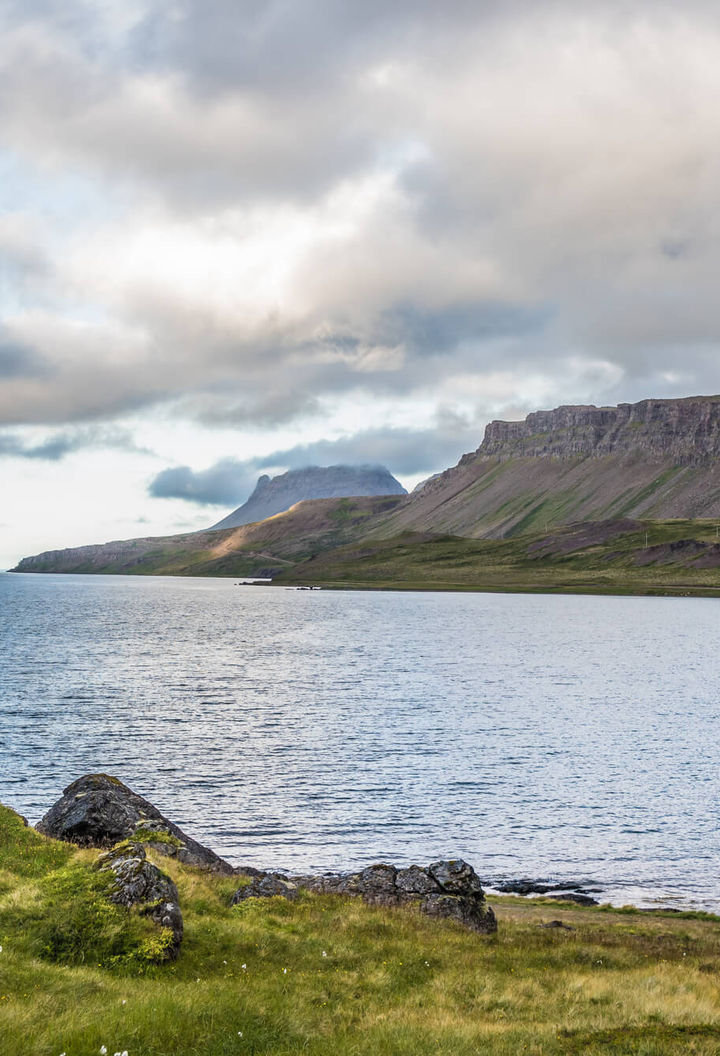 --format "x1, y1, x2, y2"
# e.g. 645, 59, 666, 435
1, 574, 718, 910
